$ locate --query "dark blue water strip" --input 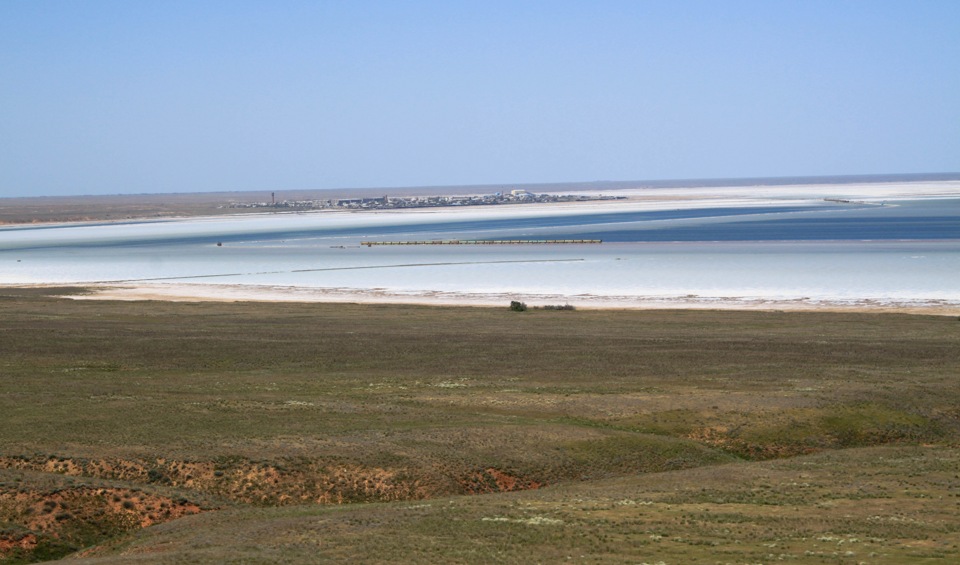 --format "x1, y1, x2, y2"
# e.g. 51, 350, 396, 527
515, 216, 960, 242
0, 205, 819, 250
